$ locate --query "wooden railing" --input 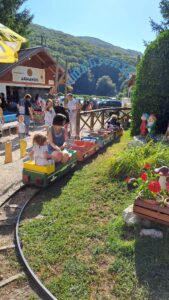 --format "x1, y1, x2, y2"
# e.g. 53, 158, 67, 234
76, 107, 131, 137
